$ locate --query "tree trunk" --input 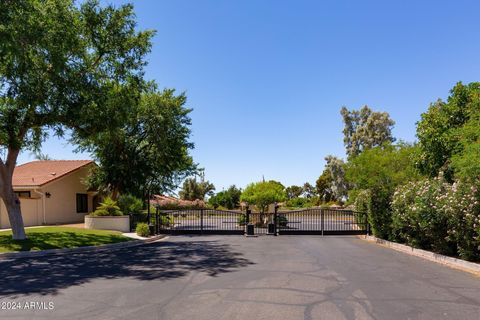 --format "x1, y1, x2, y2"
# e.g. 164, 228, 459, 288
2, 190, 26, 240
0, 147, 27, 240
110, 186, 119, 200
